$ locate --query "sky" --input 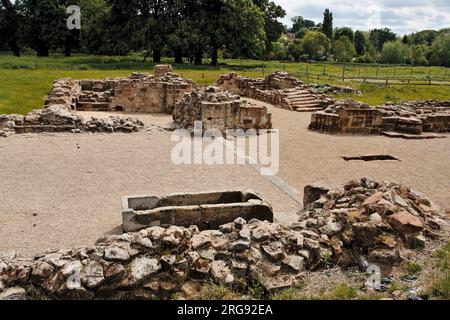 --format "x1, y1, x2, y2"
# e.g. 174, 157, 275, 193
273, 0, 450, 35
